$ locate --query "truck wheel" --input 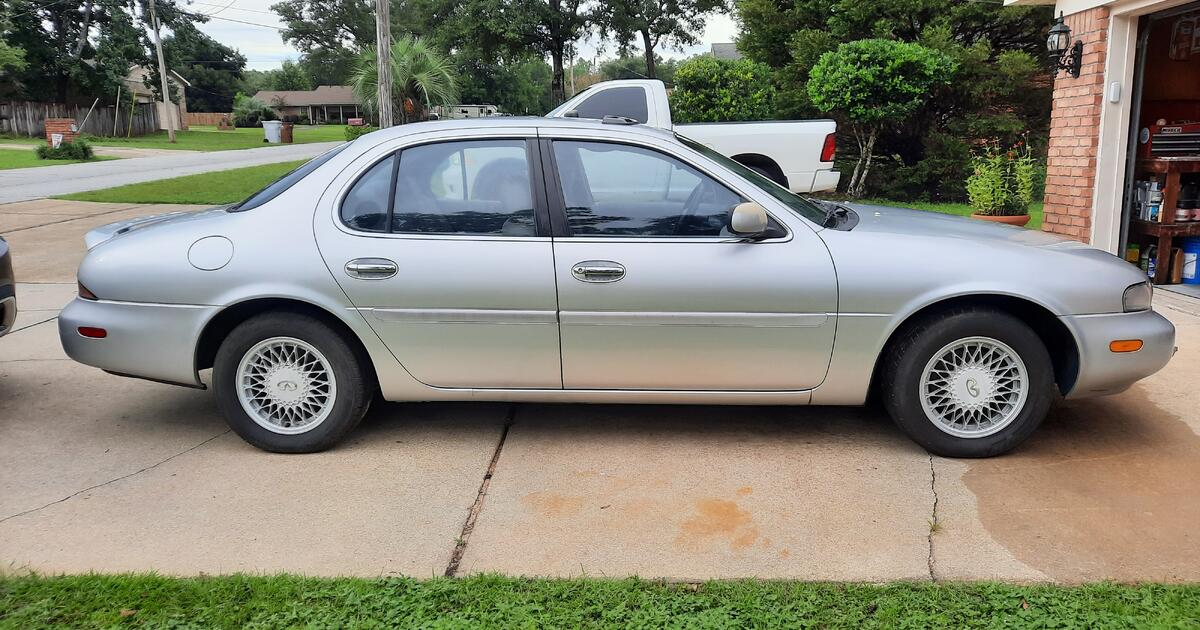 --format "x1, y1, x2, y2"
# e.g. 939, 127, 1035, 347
212, 311, 373, 453
881, 308, 1055, 457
